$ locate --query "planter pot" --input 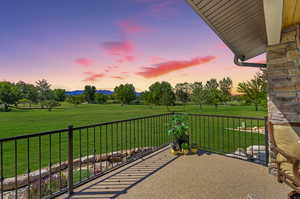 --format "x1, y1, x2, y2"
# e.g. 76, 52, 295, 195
191, 148, 198, 153
182, 149, 190, 155
170, 149, 179, 155
176, 139, 185, 150
175, 137, 189, 150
